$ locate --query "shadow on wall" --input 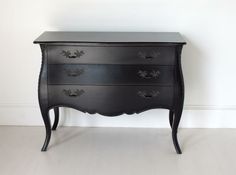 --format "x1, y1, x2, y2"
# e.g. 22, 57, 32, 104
181, 35, 209, 107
